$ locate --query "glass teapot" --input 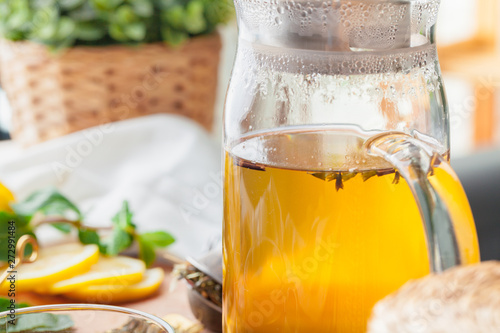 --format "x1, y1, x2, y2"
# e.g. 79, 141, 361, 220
223, 1, 480, 332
